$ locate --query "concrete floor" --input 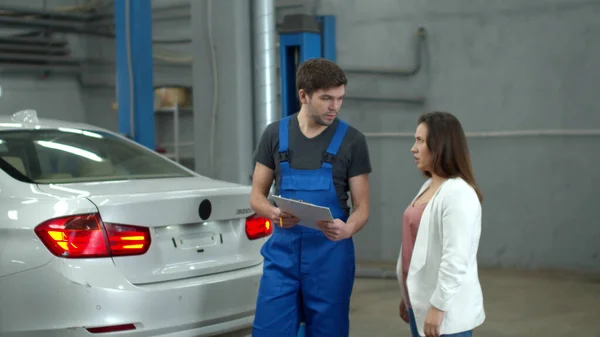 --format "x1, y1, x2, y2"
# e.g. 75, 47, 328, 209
349, 268, 600, 337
